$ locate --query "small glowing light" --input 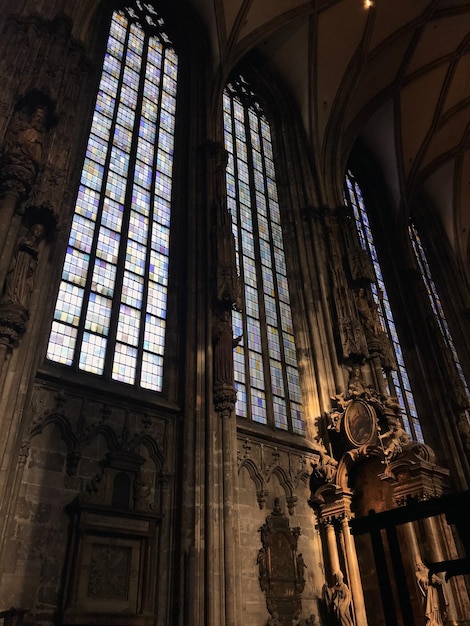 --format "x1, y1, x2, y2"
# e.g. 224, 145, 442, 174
364, 0, 373, 7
